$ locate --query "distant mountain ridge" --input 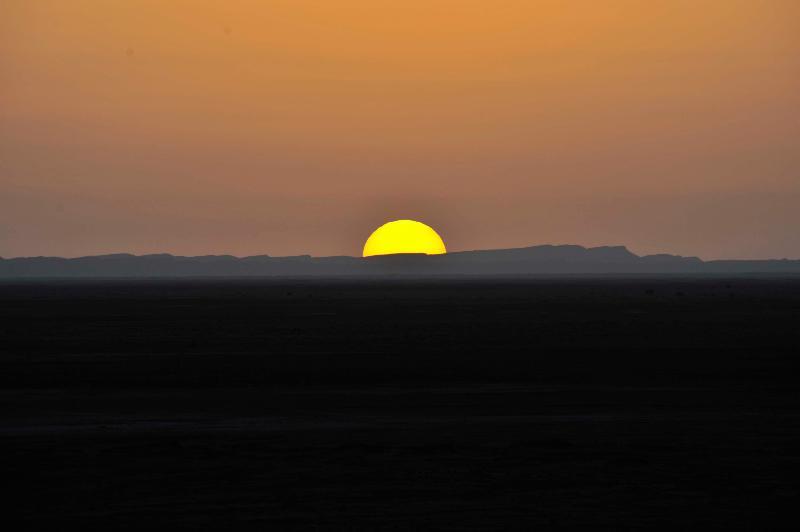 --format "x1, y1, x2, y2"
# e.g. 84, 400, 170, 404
1, 245, 798, 277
